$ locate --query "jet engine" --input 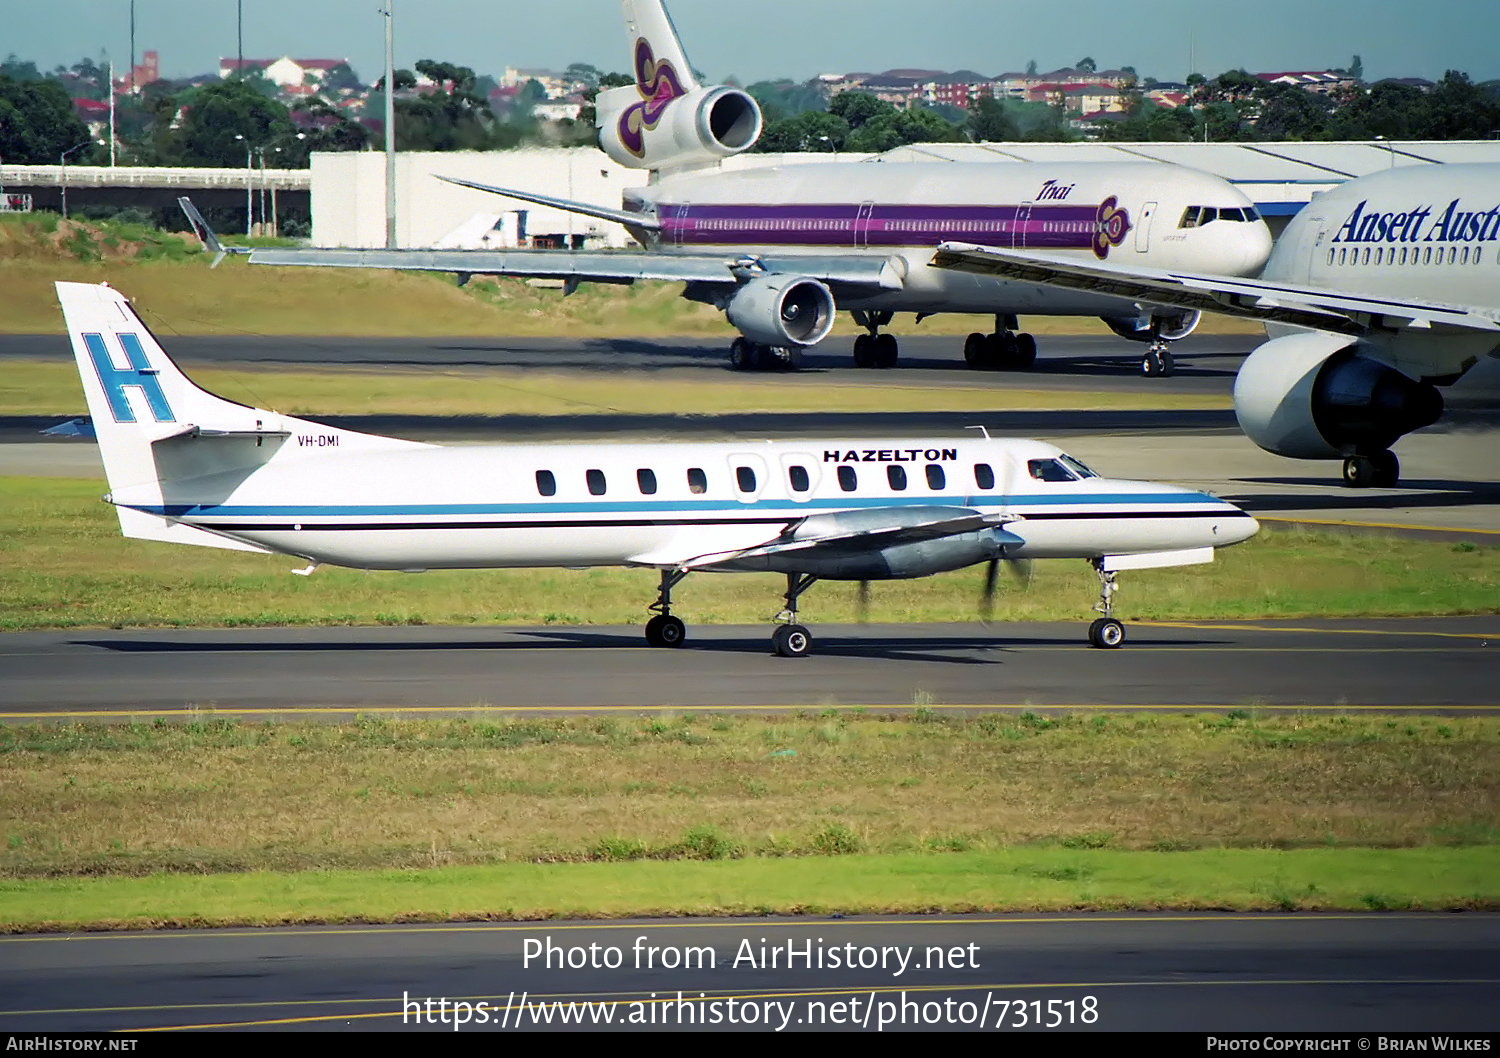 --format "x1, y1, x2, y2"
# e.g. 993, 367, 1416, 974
724, 275, 836, 347
597, 83, 762, 171
1232, 332, 1443, 460
1100, 309, 1202, 343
